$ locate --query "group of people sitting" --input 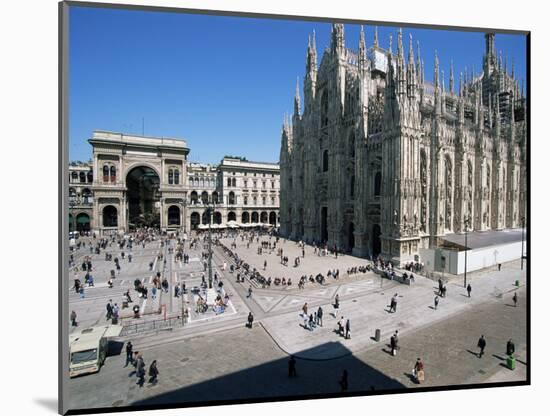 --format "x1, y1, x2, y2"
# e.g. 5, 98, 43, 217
273, 277, 292, 286
346, 264, 372, 275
